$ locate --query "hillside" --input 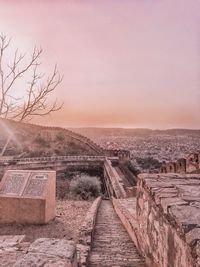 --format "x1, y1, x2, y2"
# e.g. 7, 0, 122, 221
0, 119, 103, 157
